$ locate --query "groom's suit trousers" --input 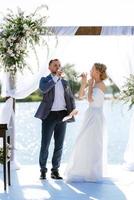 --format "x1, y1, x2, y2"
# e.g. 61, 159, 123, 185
39, 110, 67, 172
